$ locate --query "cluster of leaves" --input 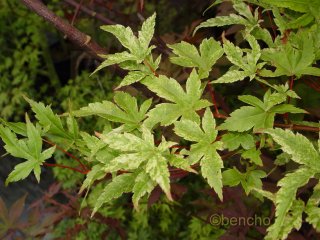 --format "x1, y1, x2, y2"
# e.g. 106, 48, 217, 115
1, 0, 320, 239
0, 193, 64, 239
